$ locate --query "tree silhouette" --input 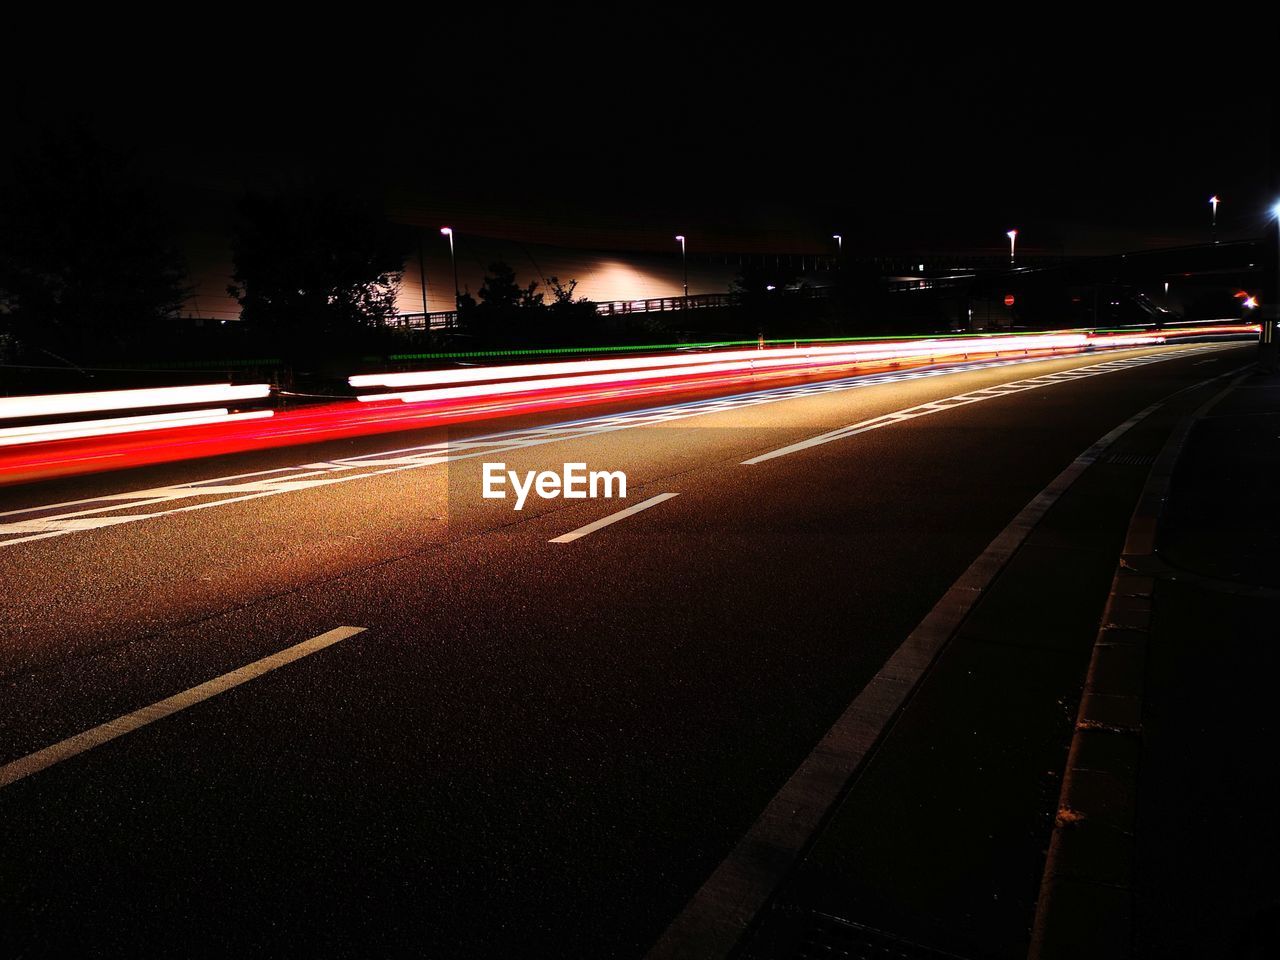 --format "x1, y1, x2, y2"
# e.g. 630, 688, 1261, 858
455, 263, 598, 347
227, 189, 409, 360
477, 261, 543, 312
545, 277, 598, 343
0, 127, 189, 359
464, 261, 541, 344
